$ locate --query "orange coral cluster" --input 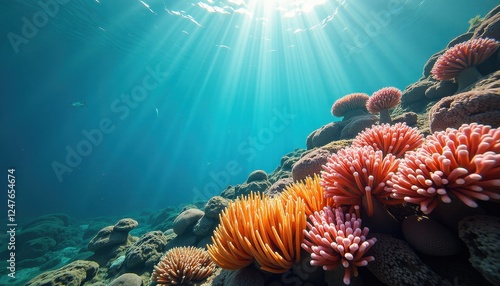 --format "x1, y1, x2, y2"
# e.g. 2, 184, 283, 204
207, 192, 307, 273
151, 246, 215, 285
278, 174, 334, 216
